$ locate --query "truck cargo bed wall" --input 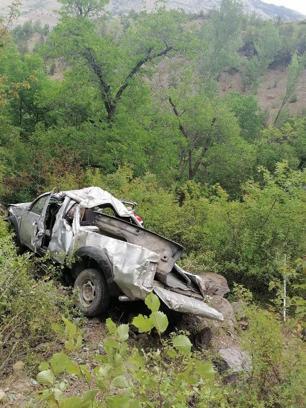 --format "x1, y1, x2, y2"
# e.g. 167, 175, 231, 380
94, 214, 183, 274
